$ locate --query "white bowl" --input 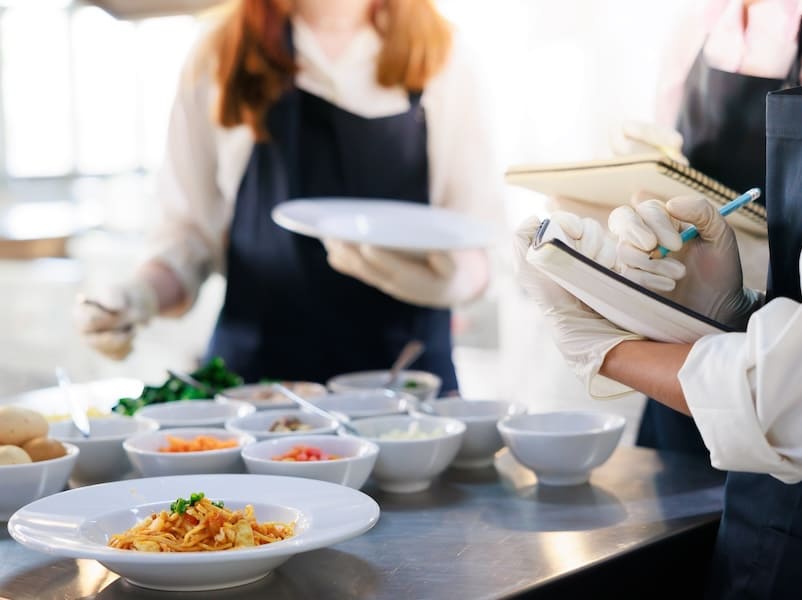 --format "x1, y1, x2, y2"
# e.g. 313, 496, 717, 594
225, 409, 340, 440
123, 427, 255, 477
327, 369, 442, 402
134, 399, 255, 428
48, 415, 159, 484
310, 390, 416, 420
351, 415, 465, 493
497, 411, 626, 486
217, 382, 328, 410
9, 474, 379, 591
0, 442, 79, 521
242, 434, 379, 489
419, 399, 525, 469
